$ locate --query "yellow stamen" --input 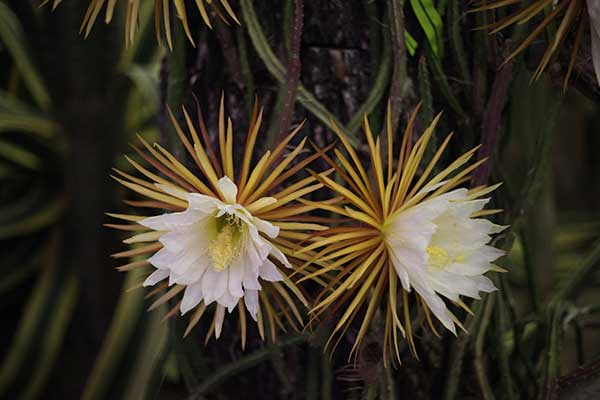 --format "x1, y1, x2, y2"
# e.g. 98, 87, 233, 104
427, 245, 465, 268
209, 223, 240, 271
427, 246, 450, 268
